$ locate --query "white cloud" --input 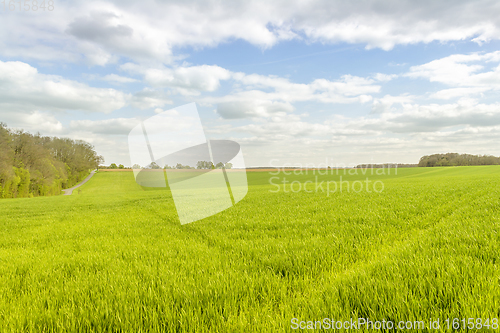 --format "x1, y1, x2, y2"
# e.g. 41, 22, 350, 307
371, 94, 415, 114
236, 114, 376, 140
430, 87, 489, 100
2, 111, 64, 134
373, 73, 398, 82
310, 75, 379, 99
65, 3, 175, 64
403, 50, 500, 113
364, 98, 500, 133
122, 63, 231, 94
0, 60, 129, 113
4, 1, 500, 65
154, 108, 179, 116
234, 73, 379, 99
405, 51, 500, 88
204, 73, 380, 118
130, 88, 172, 109
217, 100, 295, 119
101, 74, 139, 83
69, 118, 138, 135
